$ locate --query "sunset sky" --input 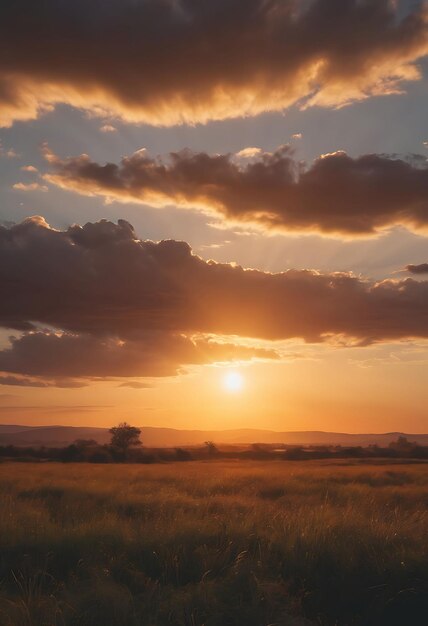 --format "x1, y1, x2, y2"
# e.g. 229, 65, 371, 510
1, 0, 428, 433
